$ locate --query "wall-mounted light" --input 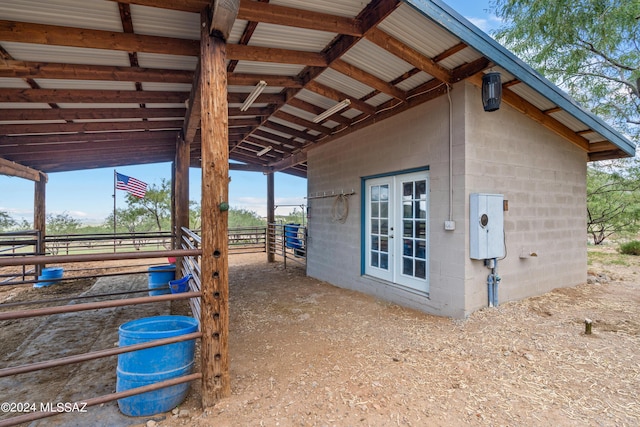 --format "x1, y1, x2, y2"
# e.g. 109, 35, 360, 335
240, 80, 267, 112
312, 99, 351, 123
256, 145, 272, 156
482, 72, 502, 112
